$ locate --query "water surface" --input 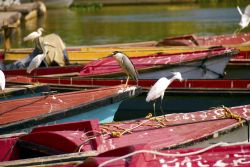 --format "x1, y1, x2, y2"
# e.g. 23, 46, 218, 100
5, 3, 250, 48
